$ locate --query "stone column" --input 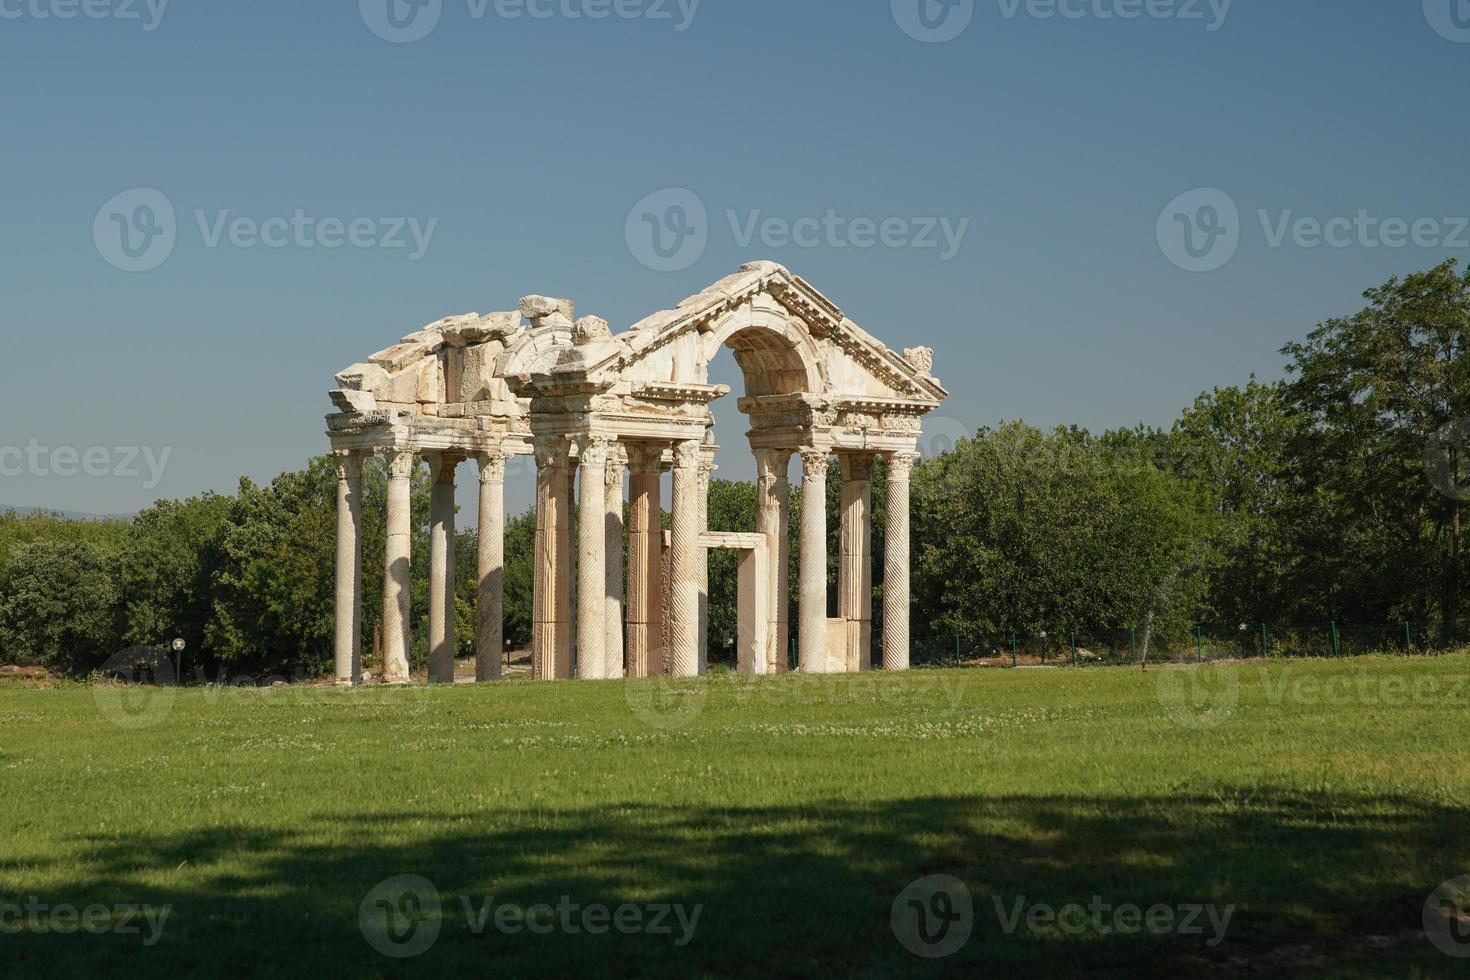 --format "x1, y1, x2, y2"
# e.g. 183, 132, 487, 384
883, 451, 919, 671
575, 436, 609, 679
475, 450, 506, 681
554, 458, 574, 680
625, 444, 662, 678
333, 450, 364, 686
532, 440, 571, 680
798, 447, 829, 673
605, 446, 626, 679
755, 449, 792, 673
427, 452, 459, 684
839, 455, 875, 672
697, 445, 716, 669
668, 439, 703, 678
382, 448, 416, 684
